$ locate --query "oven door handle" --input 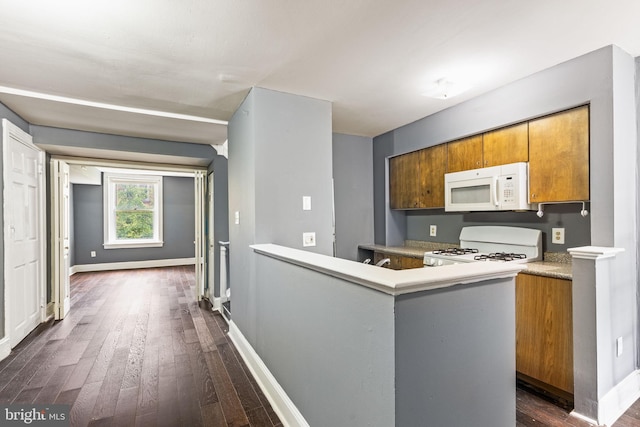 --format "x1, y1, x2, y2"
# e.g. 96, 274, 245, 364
494, 177, 500, 207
